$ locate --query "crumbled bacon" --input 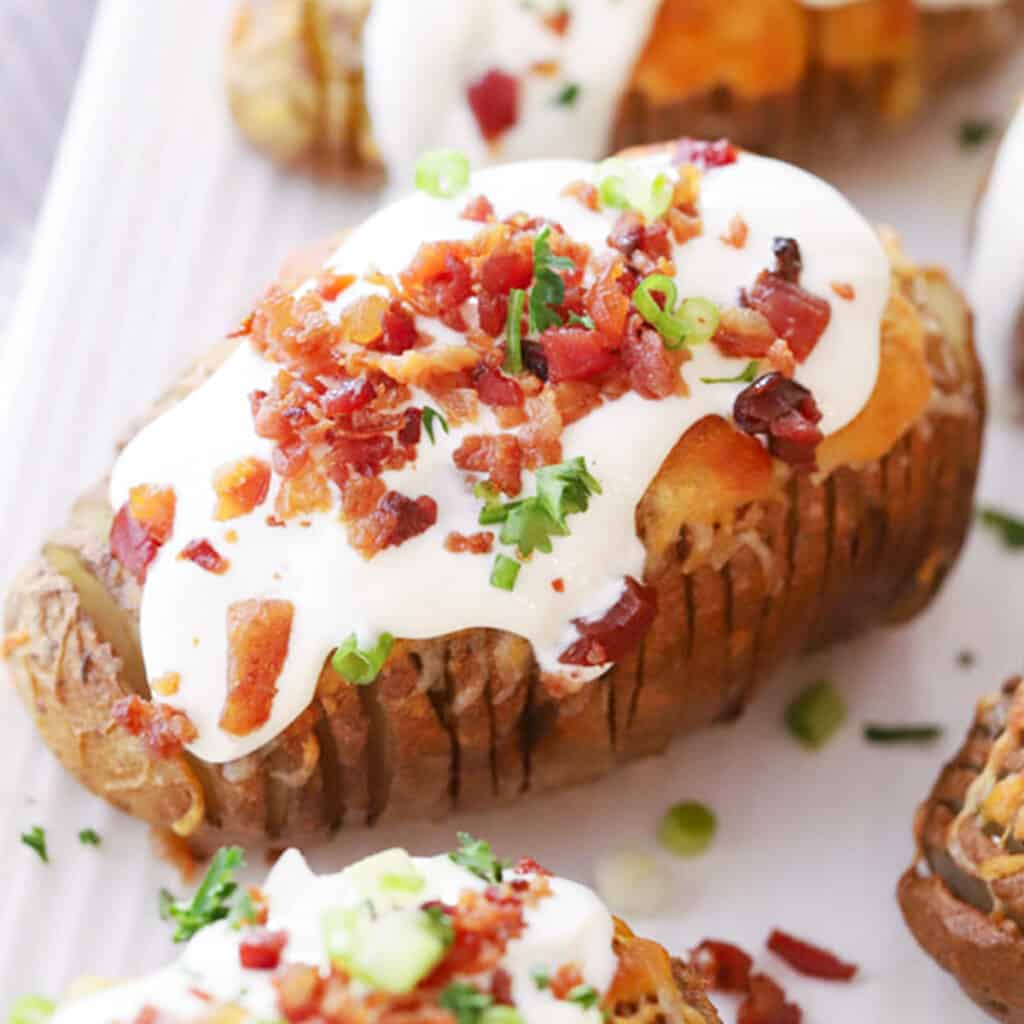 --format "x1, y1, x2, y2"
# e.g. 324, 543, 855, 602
276, 465, 332, 520
551, 578, 565, 593
213, 458, 271, 520
737, 973, 802, 1024
541, 326, 617, 383
746, 271, 831, 363
673, 137, 739, 169
692, 940, 753, 992
622, 321, 683, 400
831, 281, 855, 301
607, 212, 671, 263
713, 307, 776, 359
275, 964, 324, 1022
721, 214, 749, 249
514, 856, 552, 876
112, 695, 197, 759
461, 195, 495, 223
349, 491, 438, 558
475, 366, 524, 408
733, 373, 823, 471
550, 965, 585, 999
377, 301, 419, 355
560, 576, 658, 665
239, 929, 288, 970
454, 434, 524, 496
765, 338, 796, 379
445, 531, 494, 554
317, 272, 356, 302
490, 967, 514, 1005
544, 8, 571, 34
110, 484, 177, 583
562, 179, 599, 212
220, 599, 294, 737
766, 930, 858, 981
481, 245, 534, 295
467, 69, 520, 142
178, 539, 230, 574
